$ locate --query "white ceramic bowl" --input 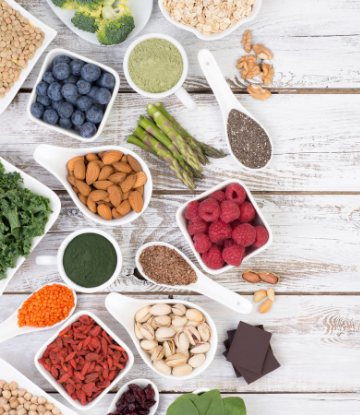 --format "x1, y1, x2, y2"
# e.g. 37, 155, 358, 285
107, 379, 159, 415
34, 310, 135, 412
176, 179, 273, 275
105, 293, 218, 381
33, 144, 153, 226
27, 48, 120, 142
158, 0, 262, 41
